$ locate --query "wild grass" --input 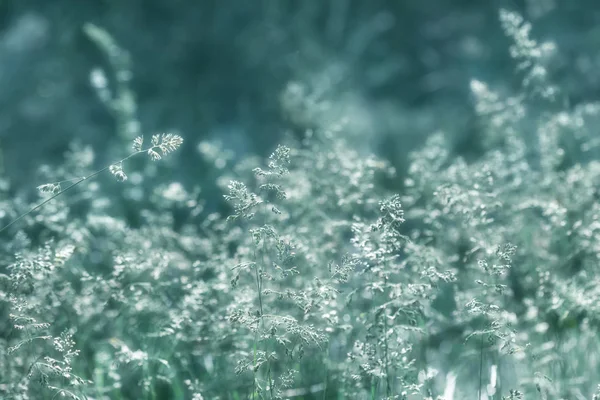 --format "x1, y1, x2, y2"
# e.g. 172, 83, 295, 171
1, 8, 600, 400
